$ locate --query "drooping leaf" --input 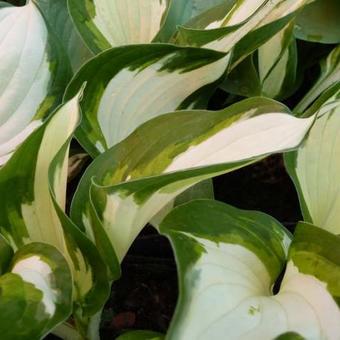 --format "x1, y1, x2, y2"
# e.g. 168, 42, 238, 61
0, 93, 111, 320
285, 85, 340, 234
160, 200, 340, 339
68, 0, 170, 53
0, 242, 72, 340
34, 0, 93, 72
64, 44, 230, 156
0, 1, 71, 166
71, 97, 315, 265
294, 45, 340, 114
294, 0, 340, 44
